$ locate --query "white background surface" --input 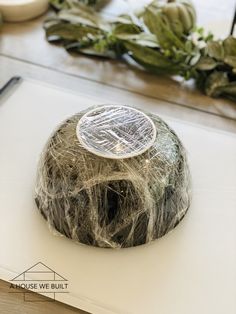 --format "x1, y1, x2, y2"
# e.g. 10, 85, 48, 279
0, 80, 236, 314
